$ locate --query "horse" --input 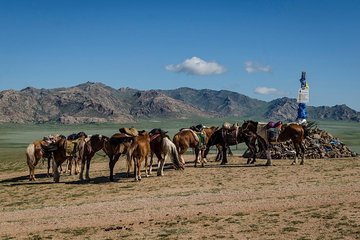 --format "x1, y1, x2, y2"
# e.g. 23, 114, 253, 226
172, 126, 217, 167
25, 135, 61, 181
126, 130, 151, 181
78, 134, 109, 181
103, 133, 134, 182
148, 128, 184, 176
50, 135, 76, 183
202, 125, 258, 165
242, 120, 309, 165
65, 132, 88, 175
